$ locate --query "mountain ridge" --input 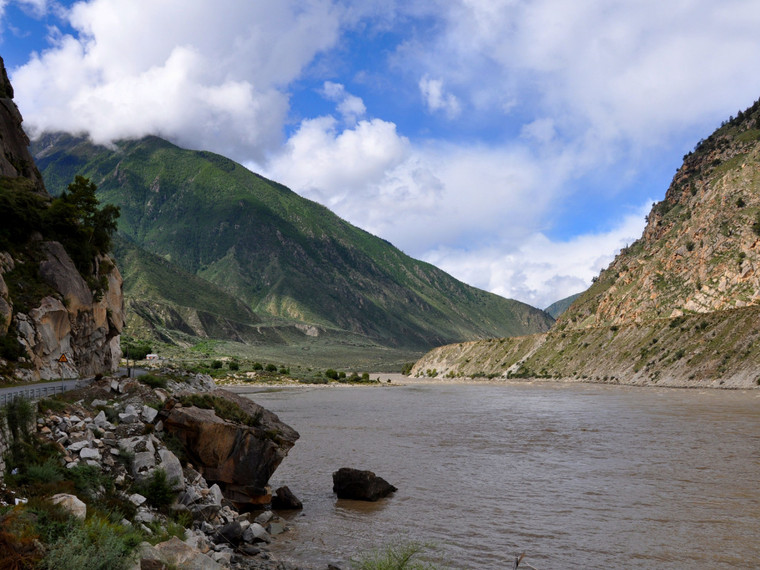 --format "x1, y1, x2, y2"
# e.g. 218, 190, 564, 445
32, 133, 555, 356
412, 96, 760, 388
